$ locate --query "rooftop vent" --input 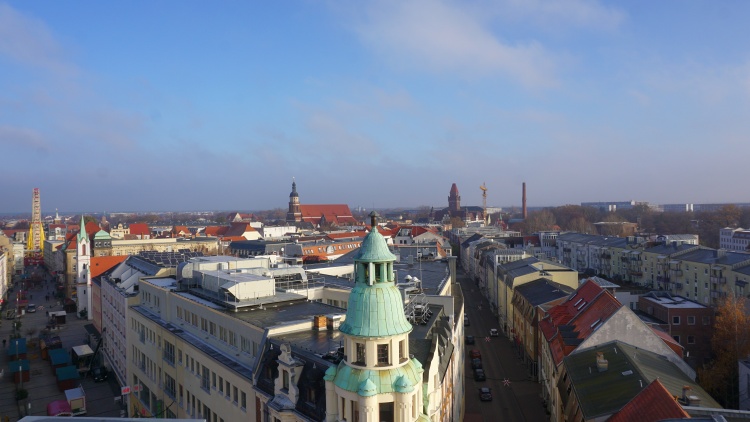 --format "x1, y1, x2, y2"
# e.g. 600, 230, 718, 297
596, 352, 608, 372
